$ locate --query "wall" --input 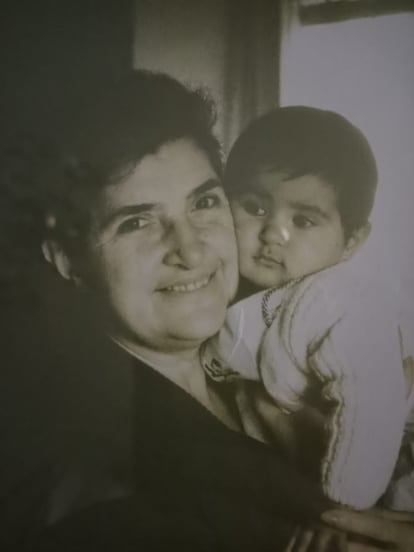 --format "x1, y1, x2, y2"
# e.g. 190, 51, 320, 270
0, 1, 133, 140
279, 5, 414, 344
133, 0, 280, 153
